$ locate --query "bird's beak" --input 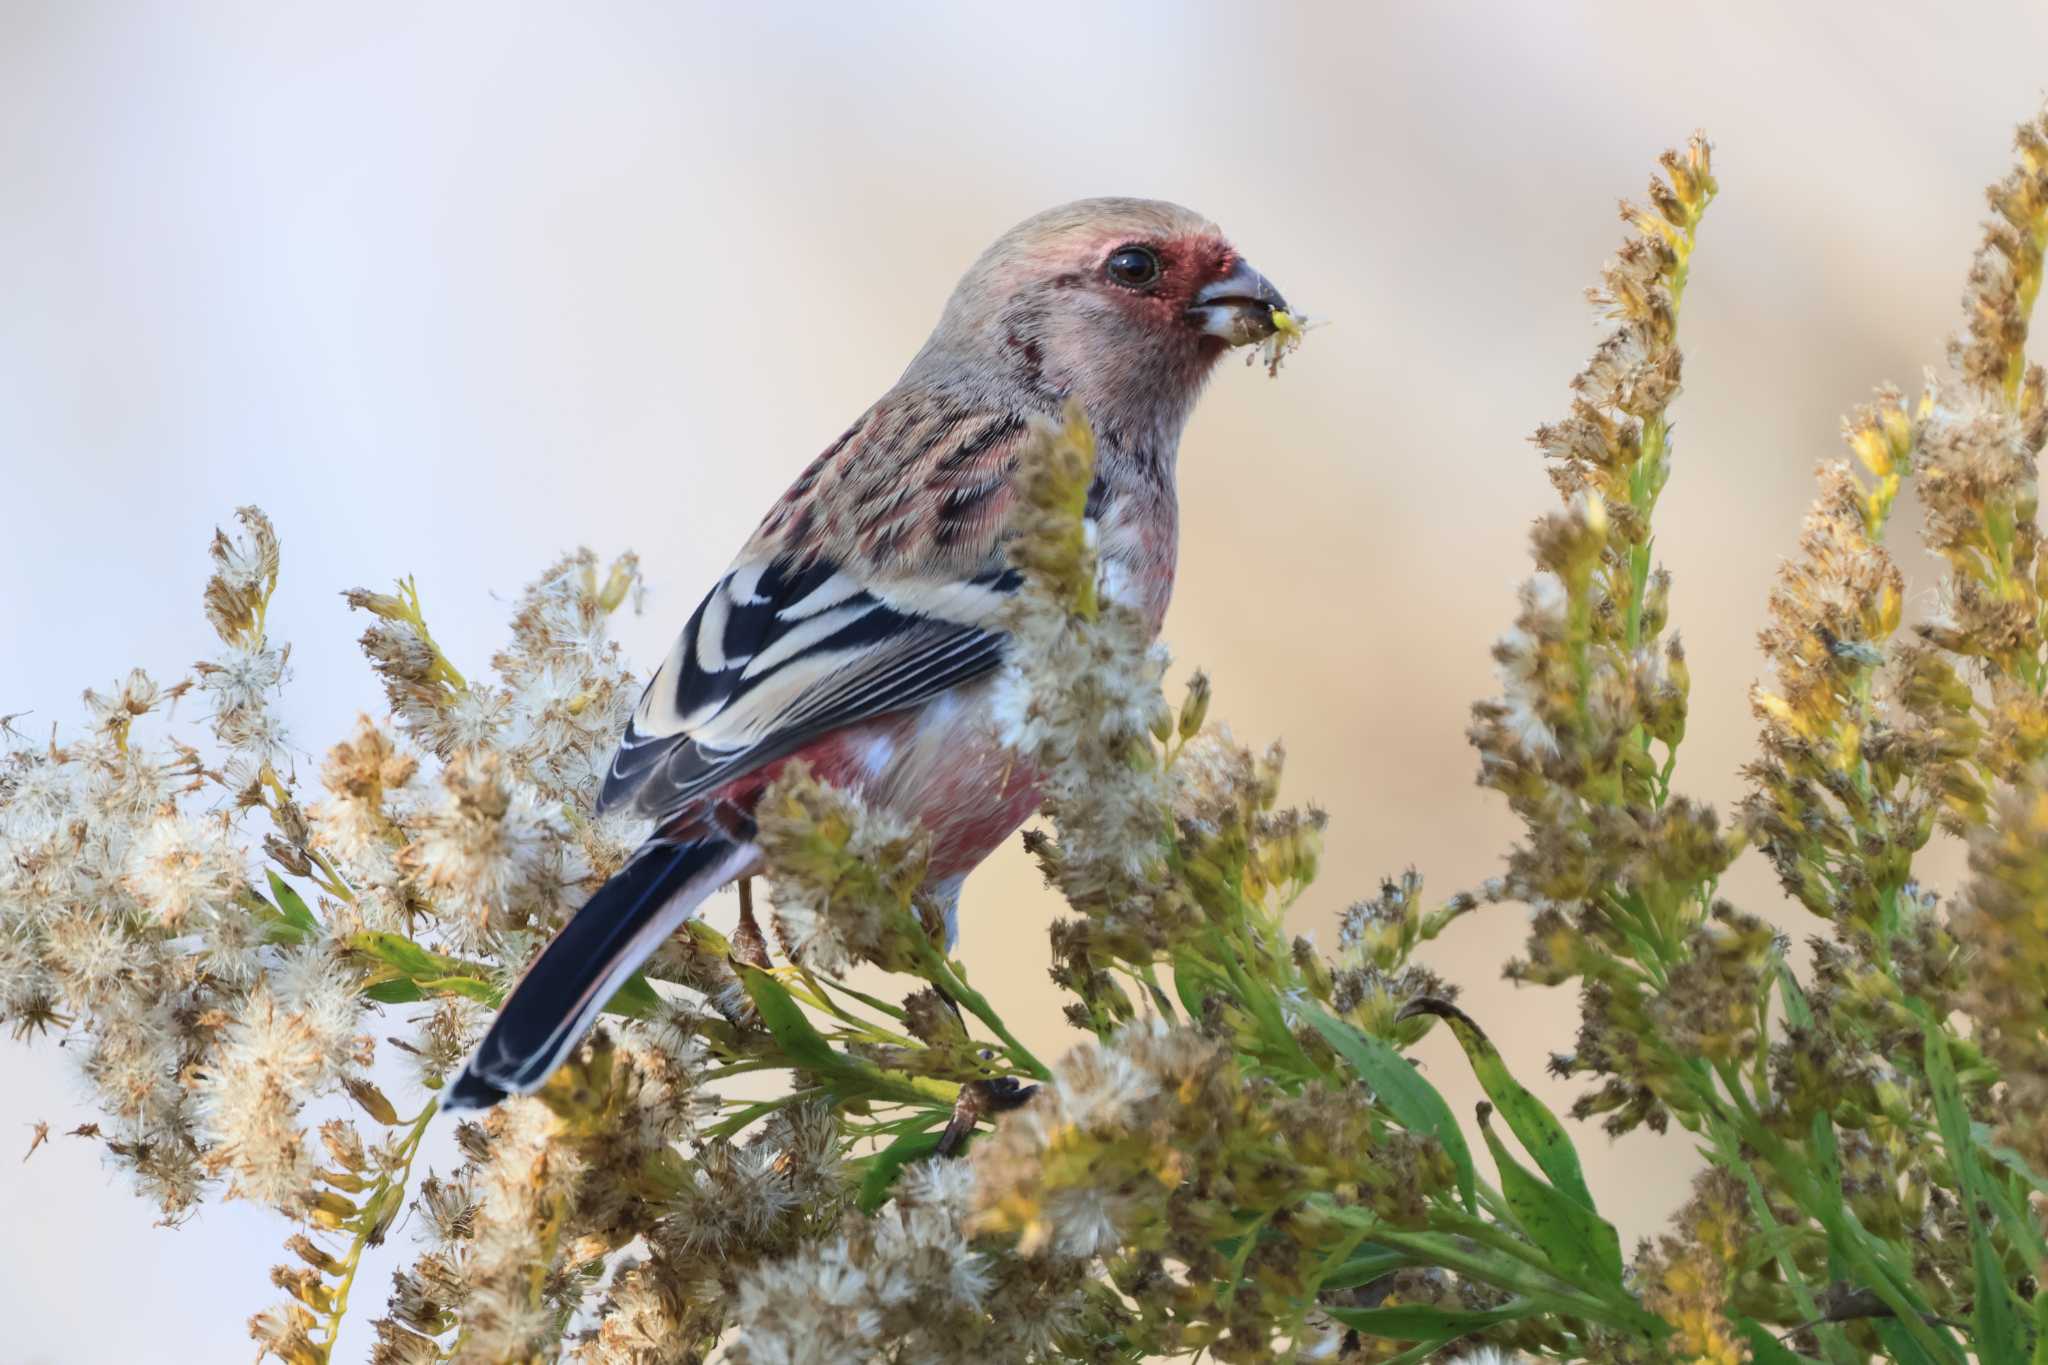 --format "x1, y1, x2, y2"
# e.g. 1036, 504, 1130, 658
1186, 257, 1290, 346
